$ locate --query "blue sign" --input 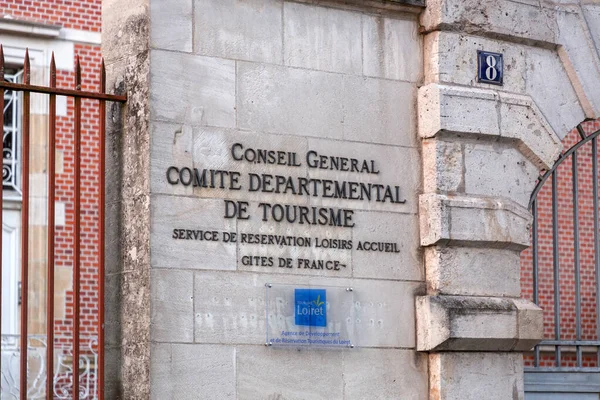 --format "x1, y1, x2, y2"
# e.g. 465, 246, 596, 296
294, 288, 327, 327
265, 283, 355, 348
477, 50, 503, 85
